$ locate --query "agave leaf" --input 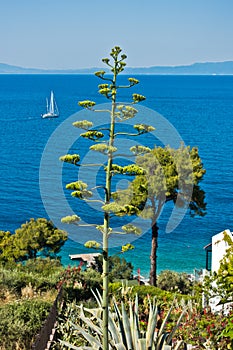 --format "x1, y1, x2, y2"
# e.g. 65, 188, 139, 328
59, 340, 81, 349
115, 343, 127, 350
146, 300, 158, 349
156, 332, 171, 350
108, 309, 122, 345
78, 306, 102, 336
129, 300, 139, 350
91, 288, 102, 308
82, 306, 102, 319
173, 340, 185, 350
157, 300, 175, 339
131, 314, 140, 350
114, 300, 127, 348
70, 322, 102, 348
59, 341, 97, 350
166, 308, 186, 345
133, 294, 141, 340
137, 338, 146, 350
121, 301, 133, 349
